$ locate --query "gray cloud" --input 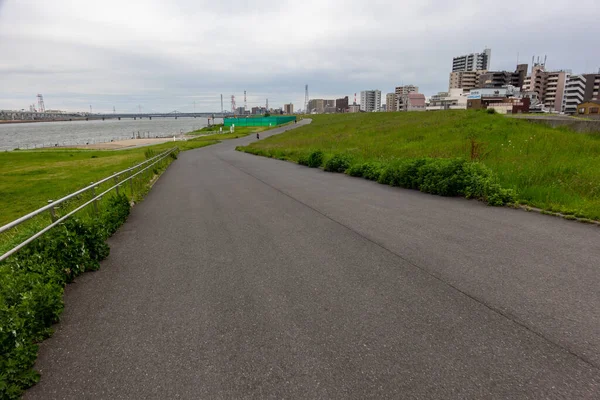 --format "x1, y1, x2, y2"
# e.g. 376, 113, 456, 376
0, 0, 598, 112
